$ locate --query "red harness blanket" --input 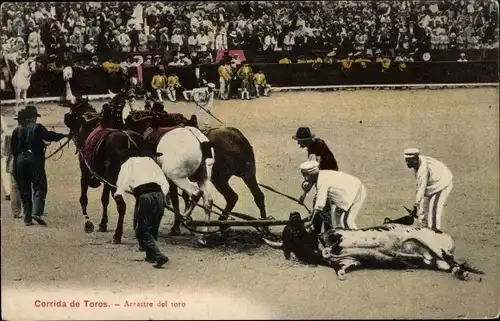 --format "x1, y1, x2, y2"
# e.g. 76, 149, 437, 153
82, 125, 120, 170
146, 127, 178, 147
